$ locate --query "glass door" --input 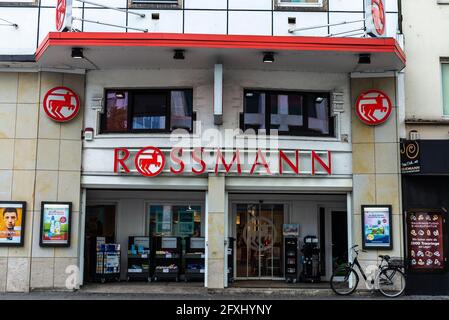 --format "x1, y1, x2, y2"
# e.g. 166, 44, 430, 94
235, 203, 284, 279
